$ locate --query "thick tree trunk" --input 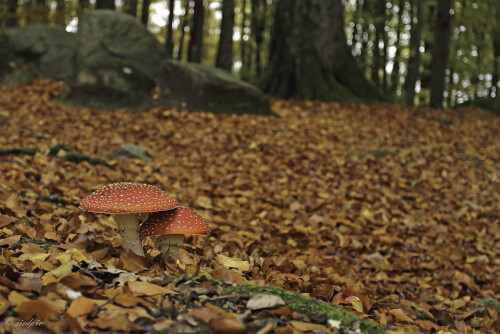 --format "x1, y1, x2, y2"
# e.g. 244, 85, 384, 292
6, 0, 19, 27
141, 0, 151, 25
216, 0, 235, 71
177, 0, 190, 60
188, 0, 204, 63
165, 0, 175, 58
96, 0, 115, 10
429, 0, 454, 108
261, 0, 378, 102
404, 0, 424, 106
